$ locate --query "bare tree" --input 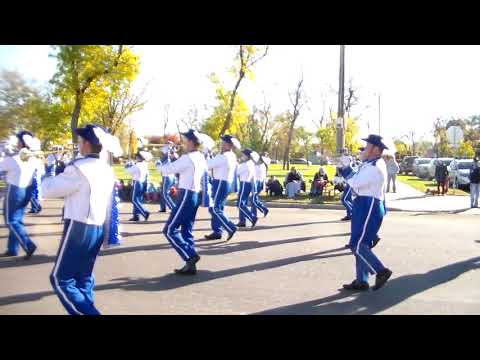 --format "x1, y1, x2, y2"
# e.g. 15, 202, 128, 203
344, 78, 359, 116
220, 45, 269, 136
256, 95, 273, 152
283, 75, 305, 170
162, 104, 170, 136
98, 84, 147, 135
